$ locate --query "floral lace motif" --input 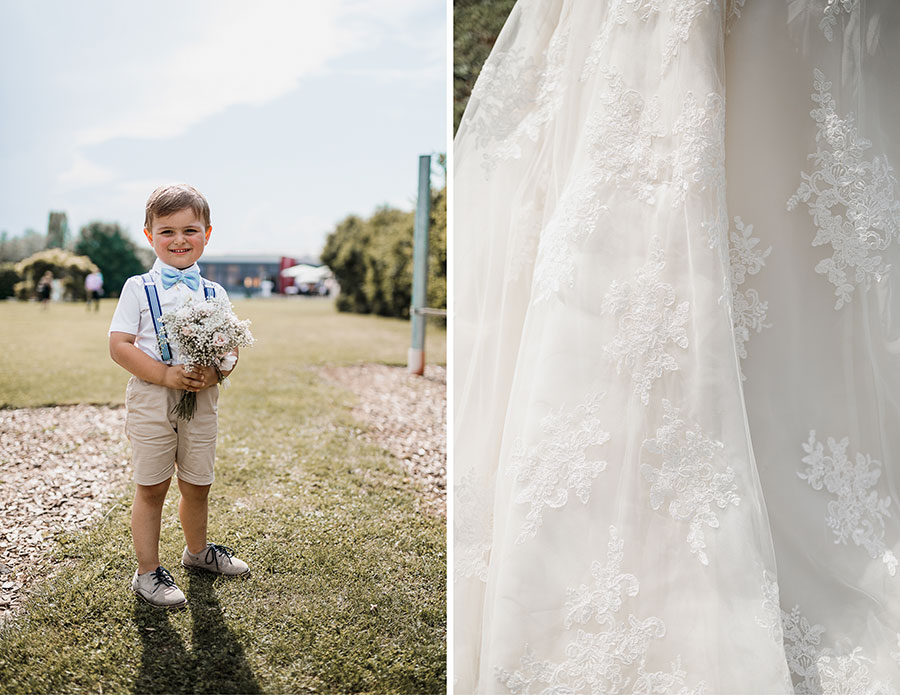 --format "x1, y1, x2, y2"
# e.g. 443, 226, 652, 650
587, 67, 666, 205
581, 0, 718, 77
820, 0, 858, 41
454, 468, 493, 583
509, 393, 610, 543
468, 27, 570, 173
672, 91, 726, 207
755, 570, 783, 644
497, 526, 706, 694
532, 67, 727, 304
799, 431, 897, 576
787, 68, 900, 310
531, 176, 609, 304
724, 0, 746, 34
782, 604, 896, 695
664, 0, 714, 69
641, 400, 740, 565
727, 217, 771, 377
602, 243, 690, 406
